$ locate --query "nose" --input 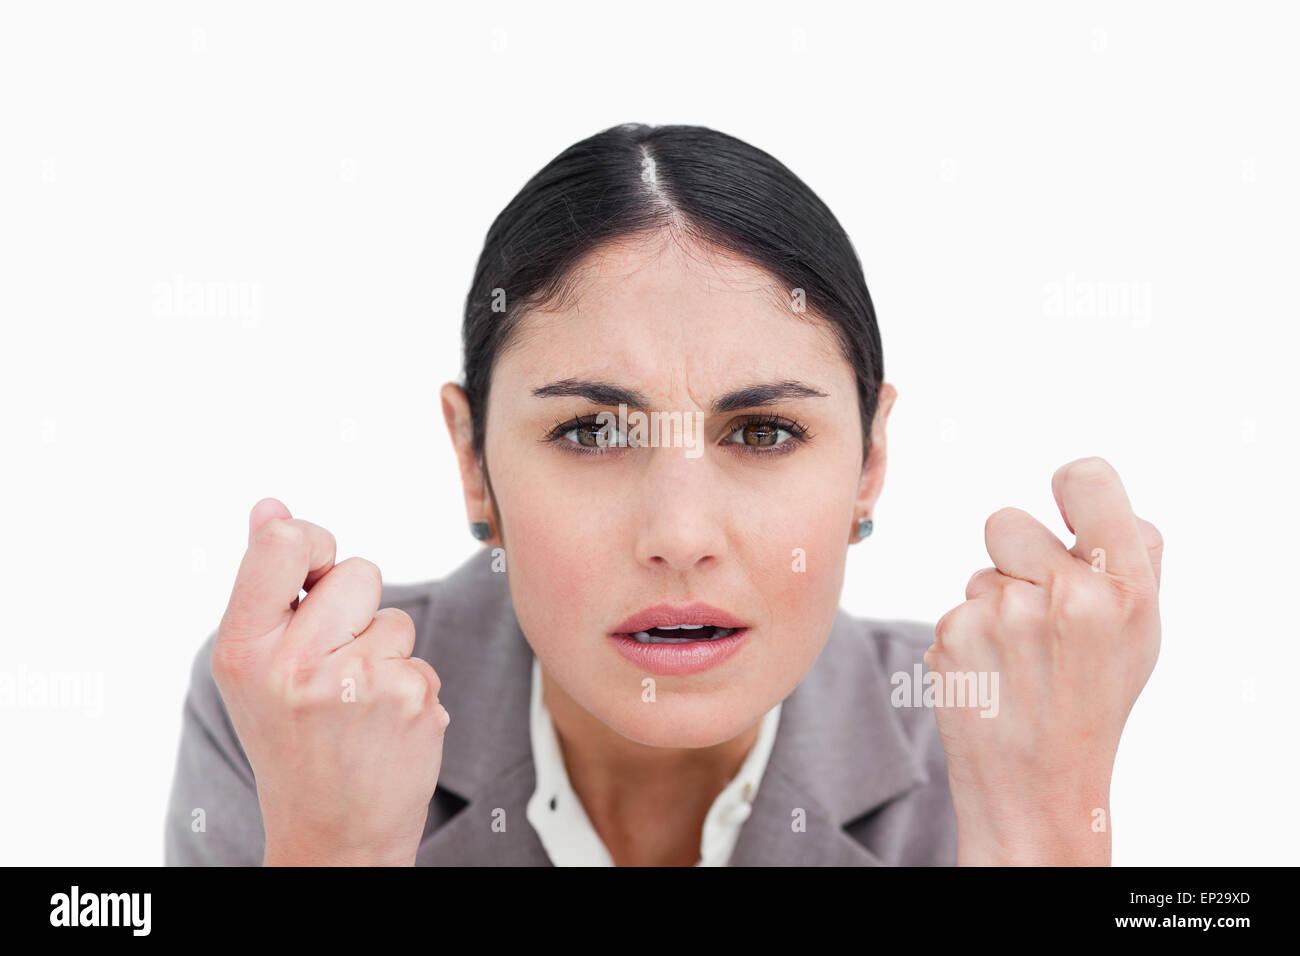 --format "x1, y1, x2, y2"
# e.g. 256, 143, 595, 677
633, 447, 728, 572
